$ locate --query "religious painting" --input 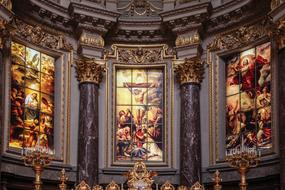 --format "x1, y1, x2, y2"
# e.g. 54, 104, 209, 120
115, 68, 164, 162
226, 42, 272, 151
9, 41, 55, 151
